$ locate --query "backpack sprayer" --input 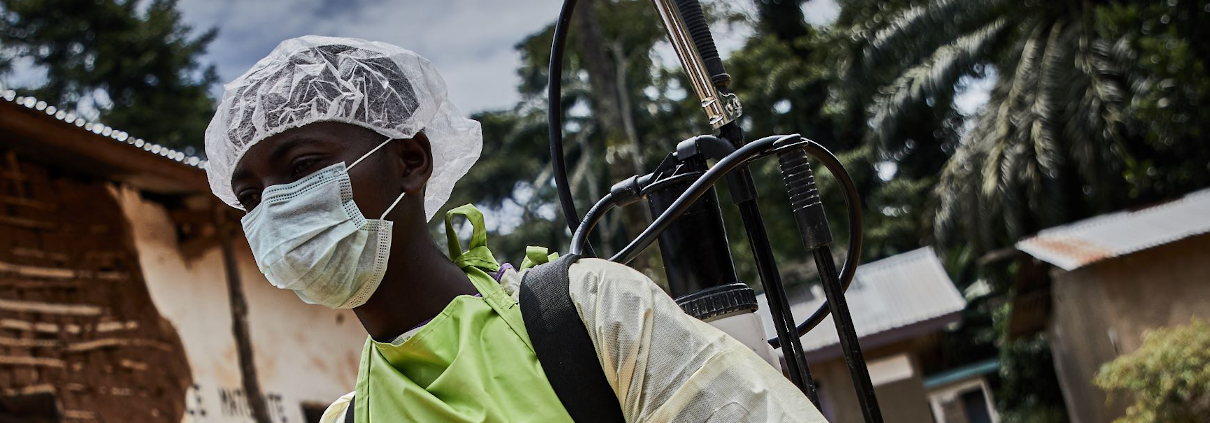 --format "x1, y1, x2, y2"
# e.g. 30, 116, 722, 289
547, 1, 885, 422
